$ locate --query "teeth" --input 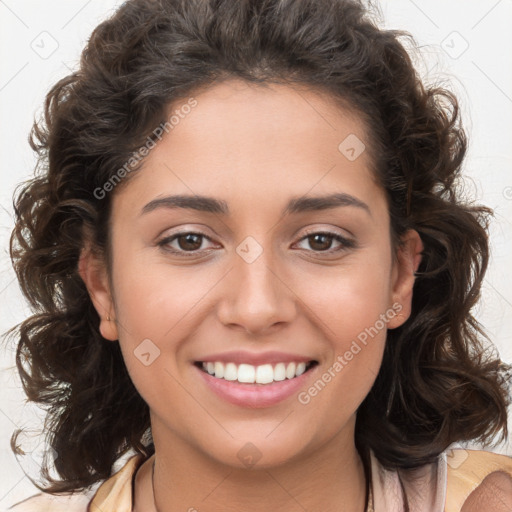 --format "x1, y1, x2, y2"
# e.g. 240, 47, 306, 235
238, 364, 256, 383
256, 364, 273, 384
274, 363, 286, 381
224, 362, 238, 381
285, 362, 296, 379
200, 361, 313, 384
214, 361, 224, 378
296, 362, 306, 376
